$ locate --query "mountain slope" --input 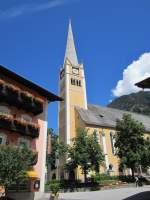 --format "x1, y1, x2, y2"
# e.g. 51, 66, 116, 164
108, 91, 150, 116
